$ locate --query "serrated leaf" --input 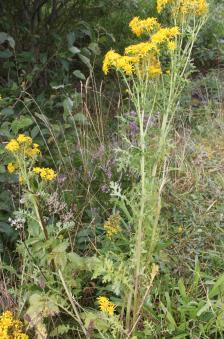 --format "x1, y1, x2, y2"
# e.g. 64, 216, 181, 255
49, 324, 71, 337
